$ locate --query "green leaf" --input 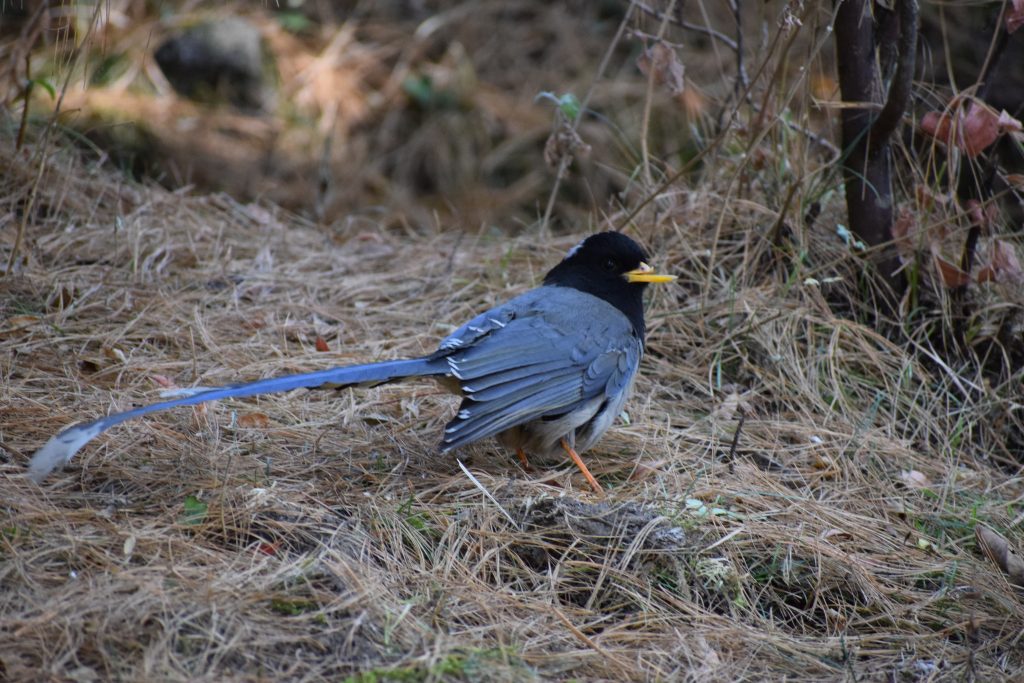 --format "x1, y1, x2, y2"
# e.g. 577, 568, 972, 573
180, 495, 208, 526
277, 11, 312, 33
402, 74, 435, 107
270, 598, 318, 615
28, 78, 56, 99
556, 93, 581, 120
535, 91, 581, 120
